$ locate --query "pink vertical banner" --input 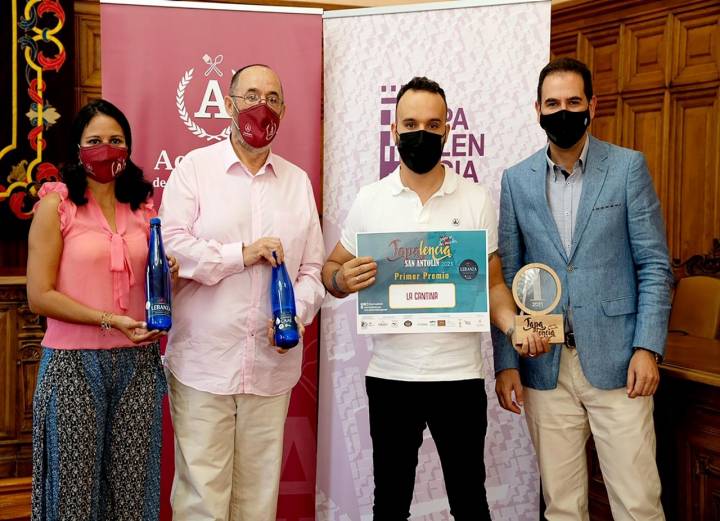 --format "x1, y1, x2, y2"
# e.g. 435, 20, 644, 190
100, 1, 322, 520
